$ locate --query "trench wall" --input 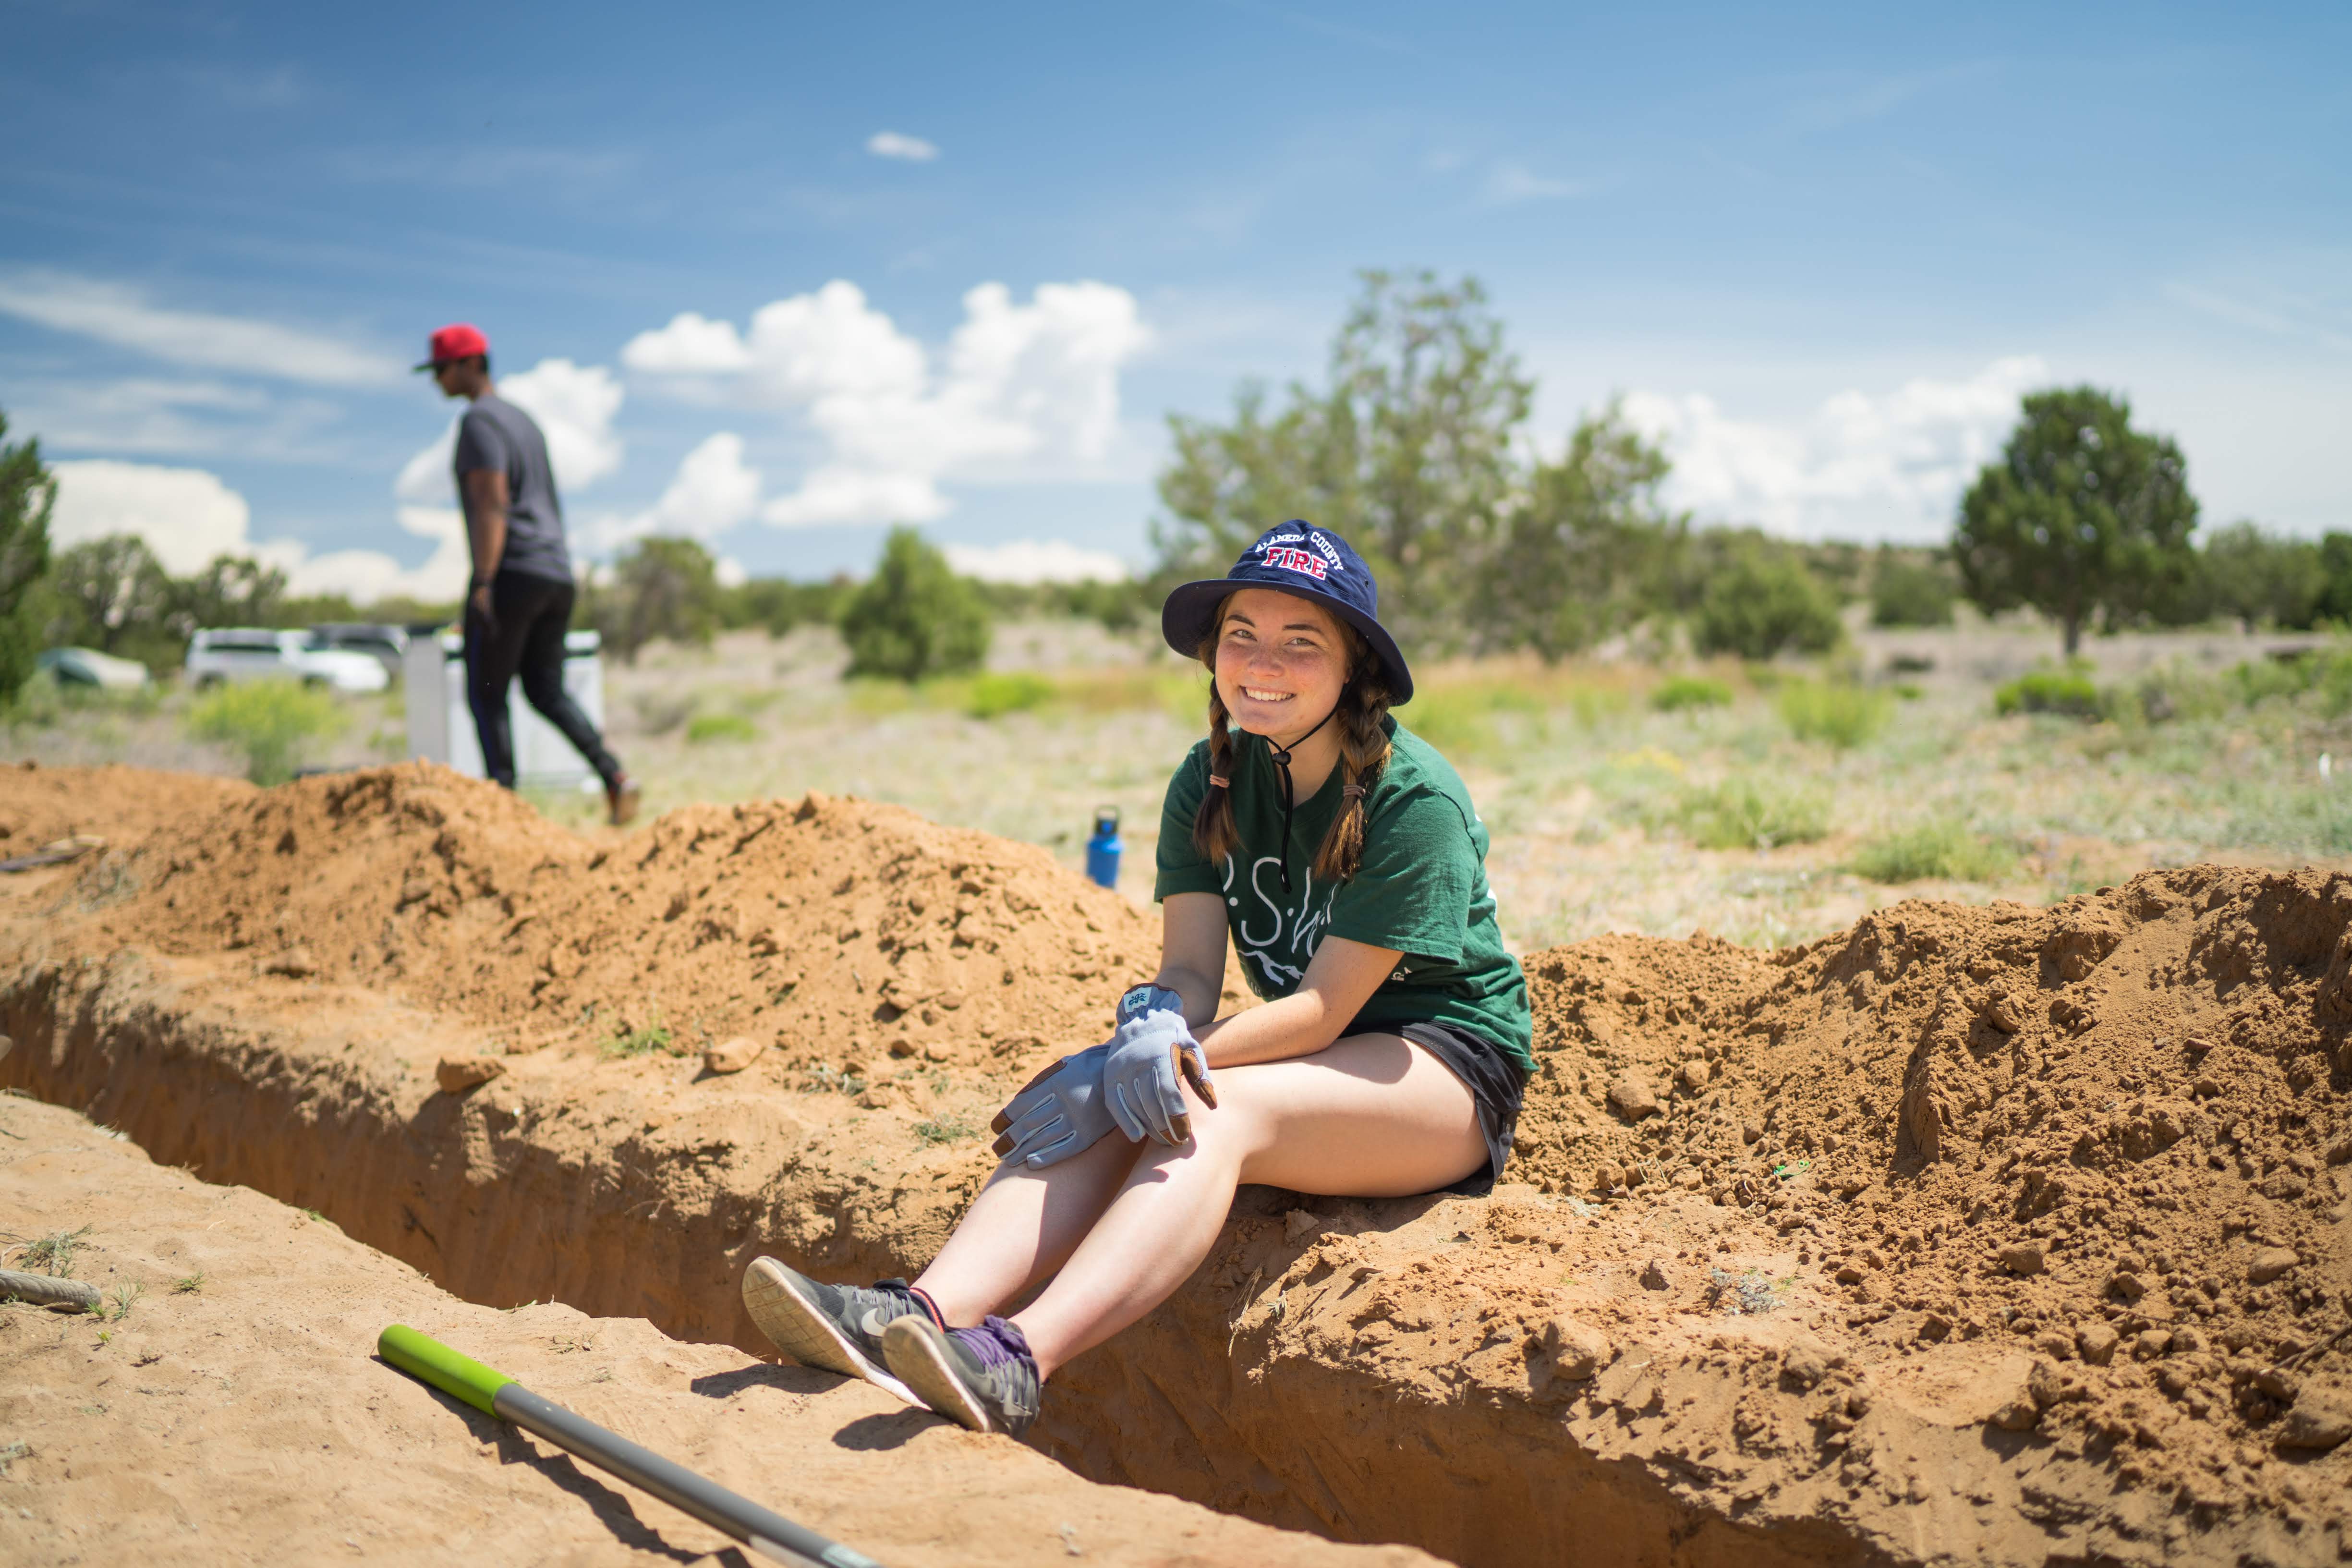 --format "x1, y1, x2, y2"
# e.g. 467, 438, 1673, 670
0, 950, 1920, 1568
